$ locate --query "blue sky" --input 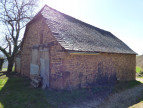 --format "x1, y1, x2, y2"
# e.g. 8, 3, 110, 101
0, 0, 142, 55
40, 0, 143, 55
